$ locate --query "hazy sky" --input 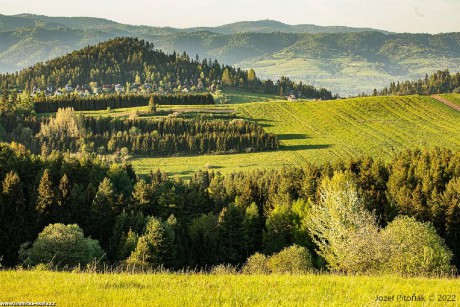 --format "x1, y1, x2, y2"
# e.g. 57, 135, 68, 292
2, 0, 459, 33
